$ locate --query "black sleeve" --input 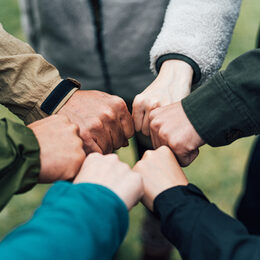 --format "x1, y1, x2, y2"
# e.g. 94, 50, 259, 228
154, 184, 260, 260
182, 49, 260, 147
